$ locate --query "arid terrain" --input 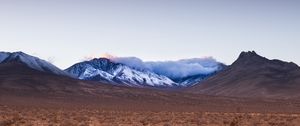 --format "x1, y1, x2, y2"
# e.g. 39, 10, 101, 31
1, 105, 300, 126
2, 92, 300, 126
